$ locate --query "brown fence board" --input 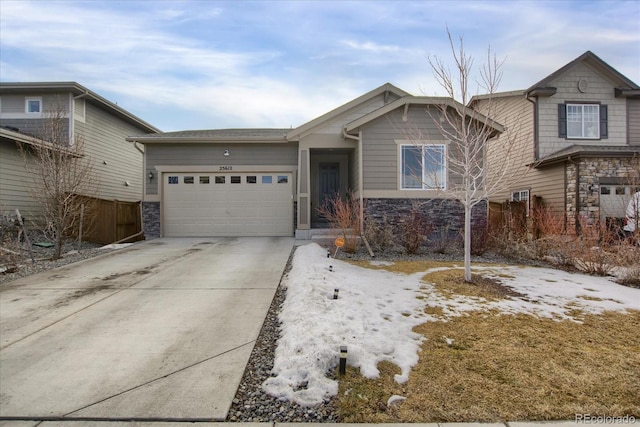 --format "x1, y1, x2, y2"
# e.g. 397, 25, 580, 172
83, 198, 142, 244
